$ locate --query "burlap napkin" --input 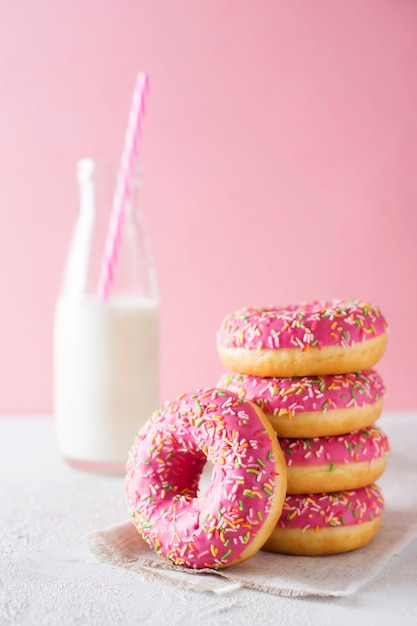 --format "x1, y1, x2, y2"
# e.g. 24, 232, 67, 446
89, 510, 416, 597
89, 444, 417, 597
